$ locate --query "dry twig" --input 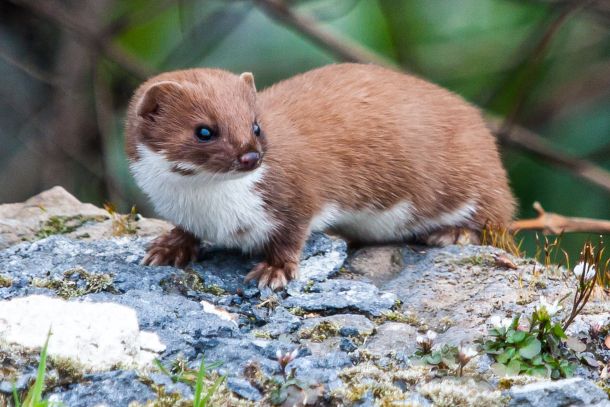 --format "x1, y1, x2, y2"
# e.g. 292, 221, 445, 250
511, 202, 610, 234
